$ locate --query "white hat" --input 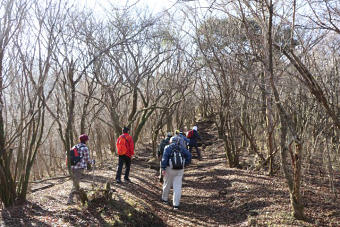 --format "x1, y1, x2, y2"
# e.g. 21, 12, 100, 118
193, 126, 198, 131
